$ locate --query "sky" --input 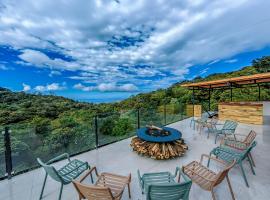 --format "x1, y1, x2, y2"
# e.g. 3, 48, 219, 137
0, 0, 270, 103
